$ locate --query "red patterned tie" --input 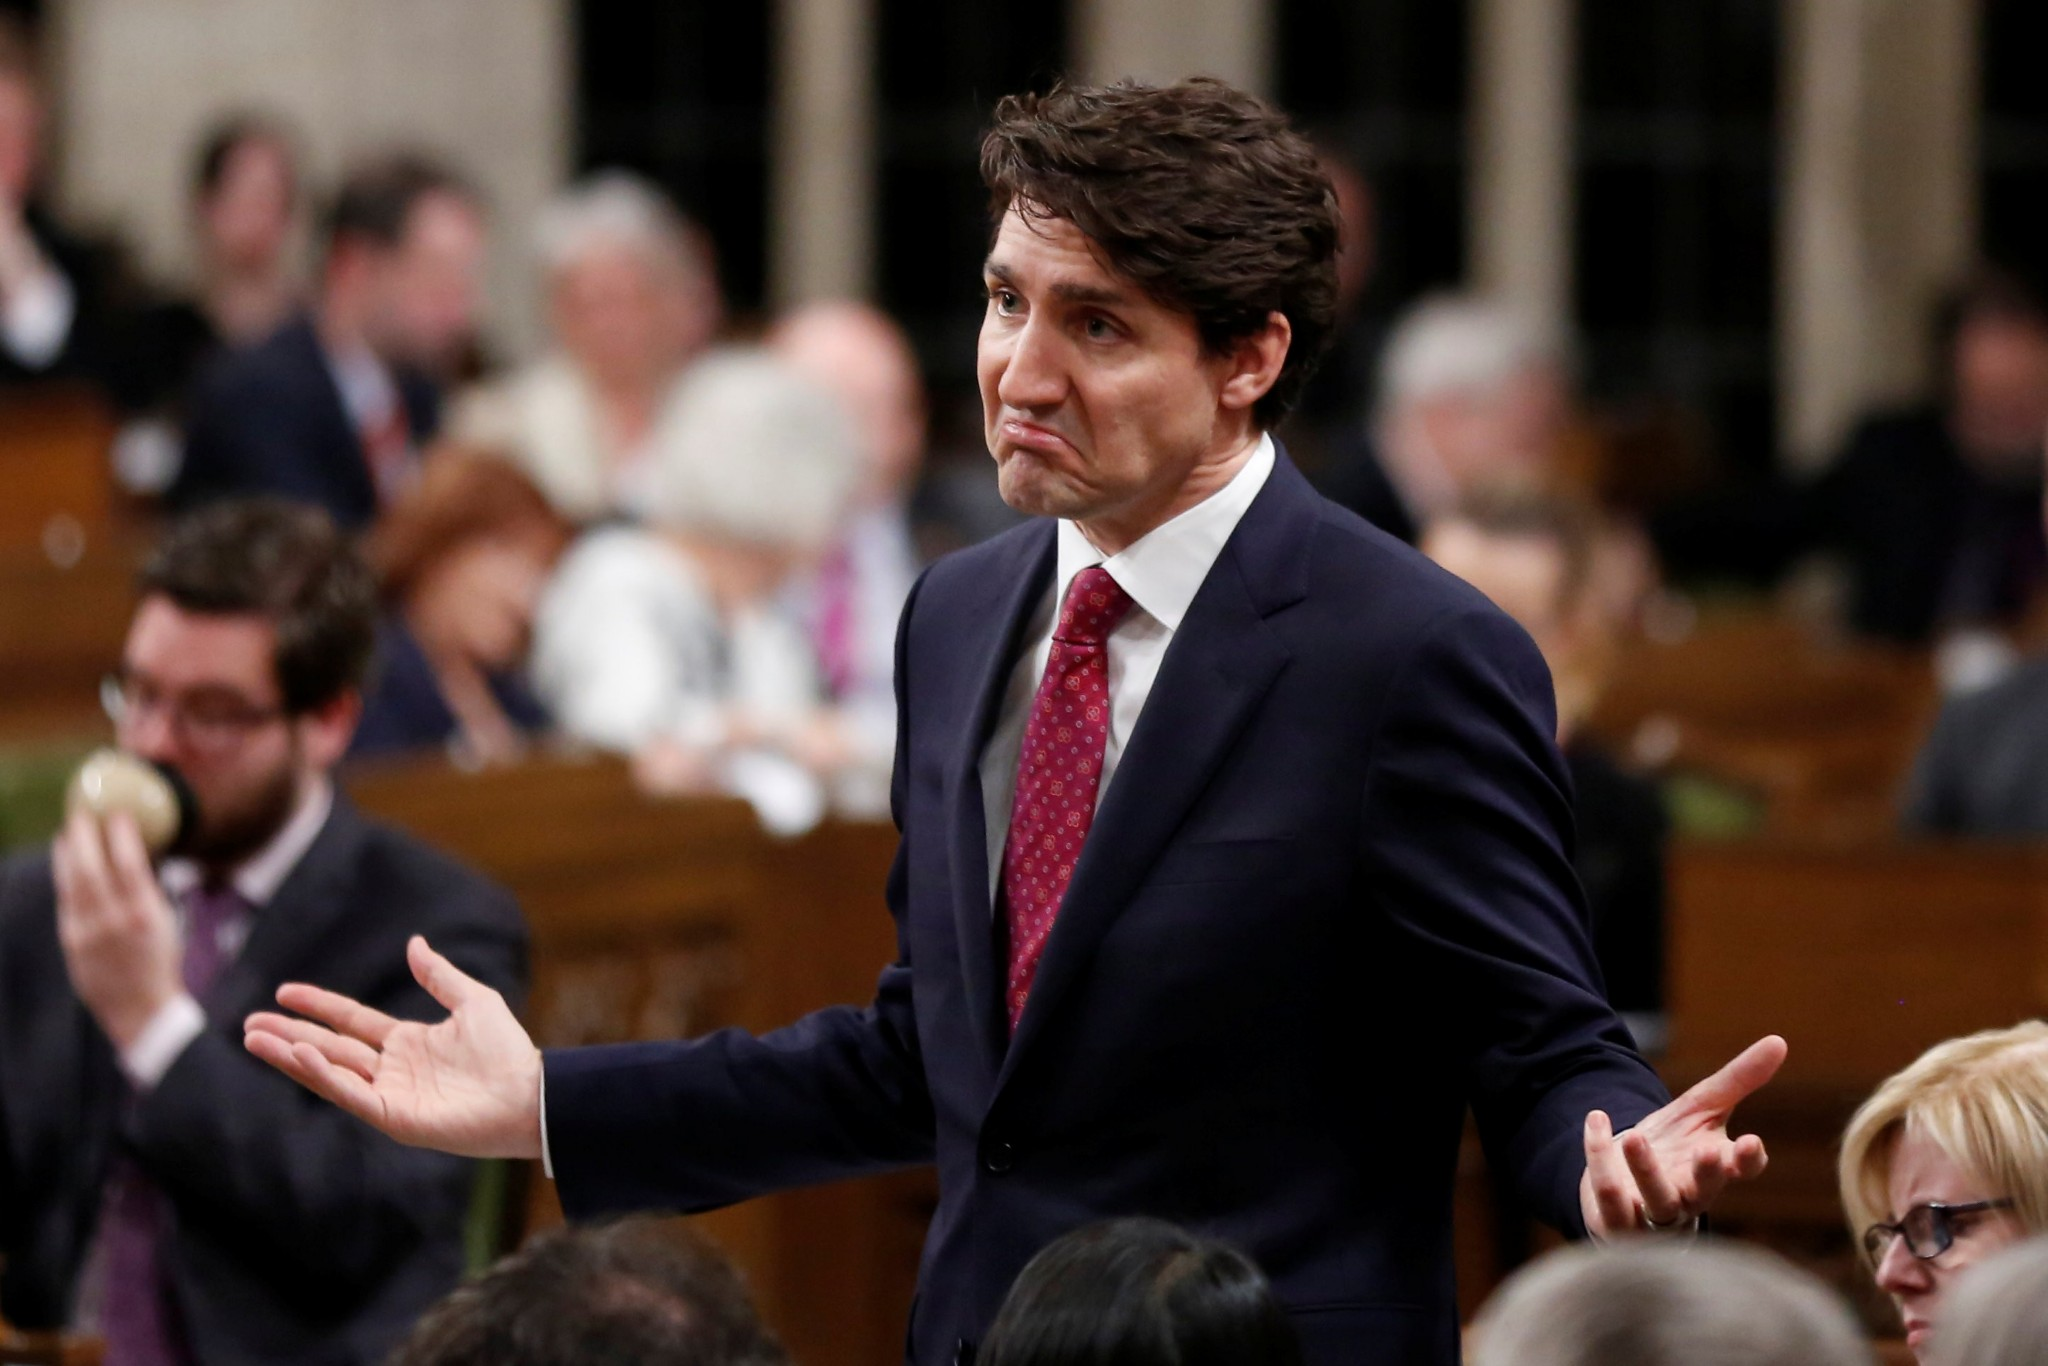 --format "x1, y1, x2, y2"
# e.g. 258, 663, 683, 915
1001, 565, 1135, 1031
